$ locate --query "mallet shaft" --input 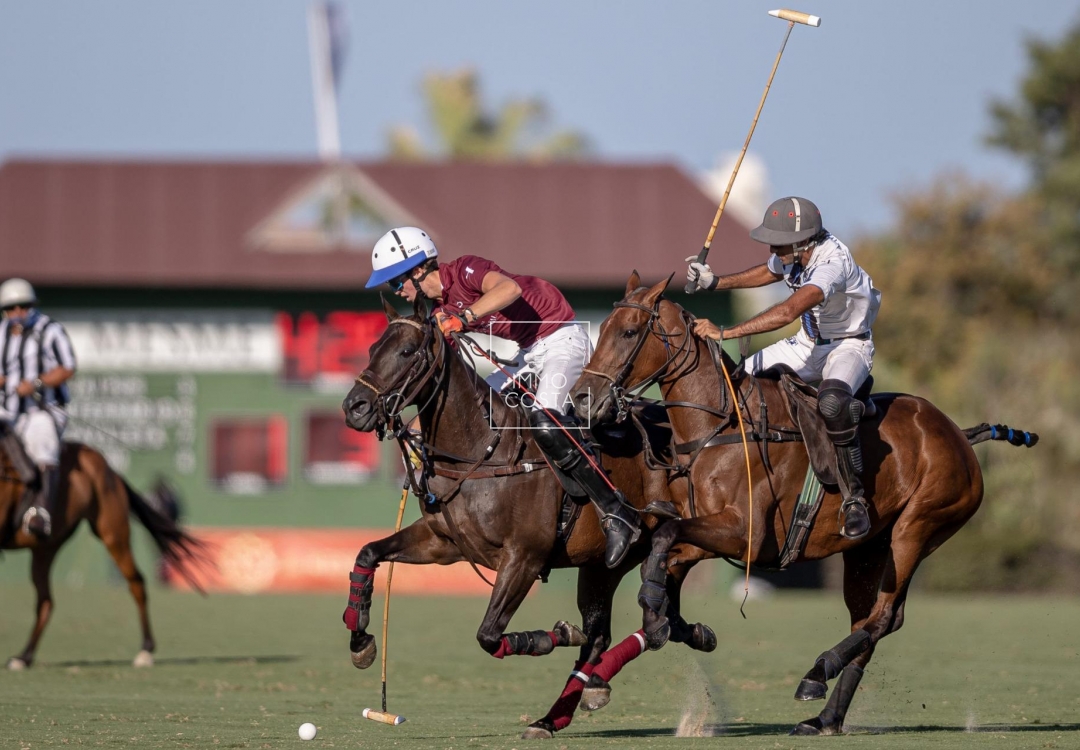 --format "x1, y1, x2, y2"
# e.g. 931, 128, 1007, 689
687, 21, 795, 293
